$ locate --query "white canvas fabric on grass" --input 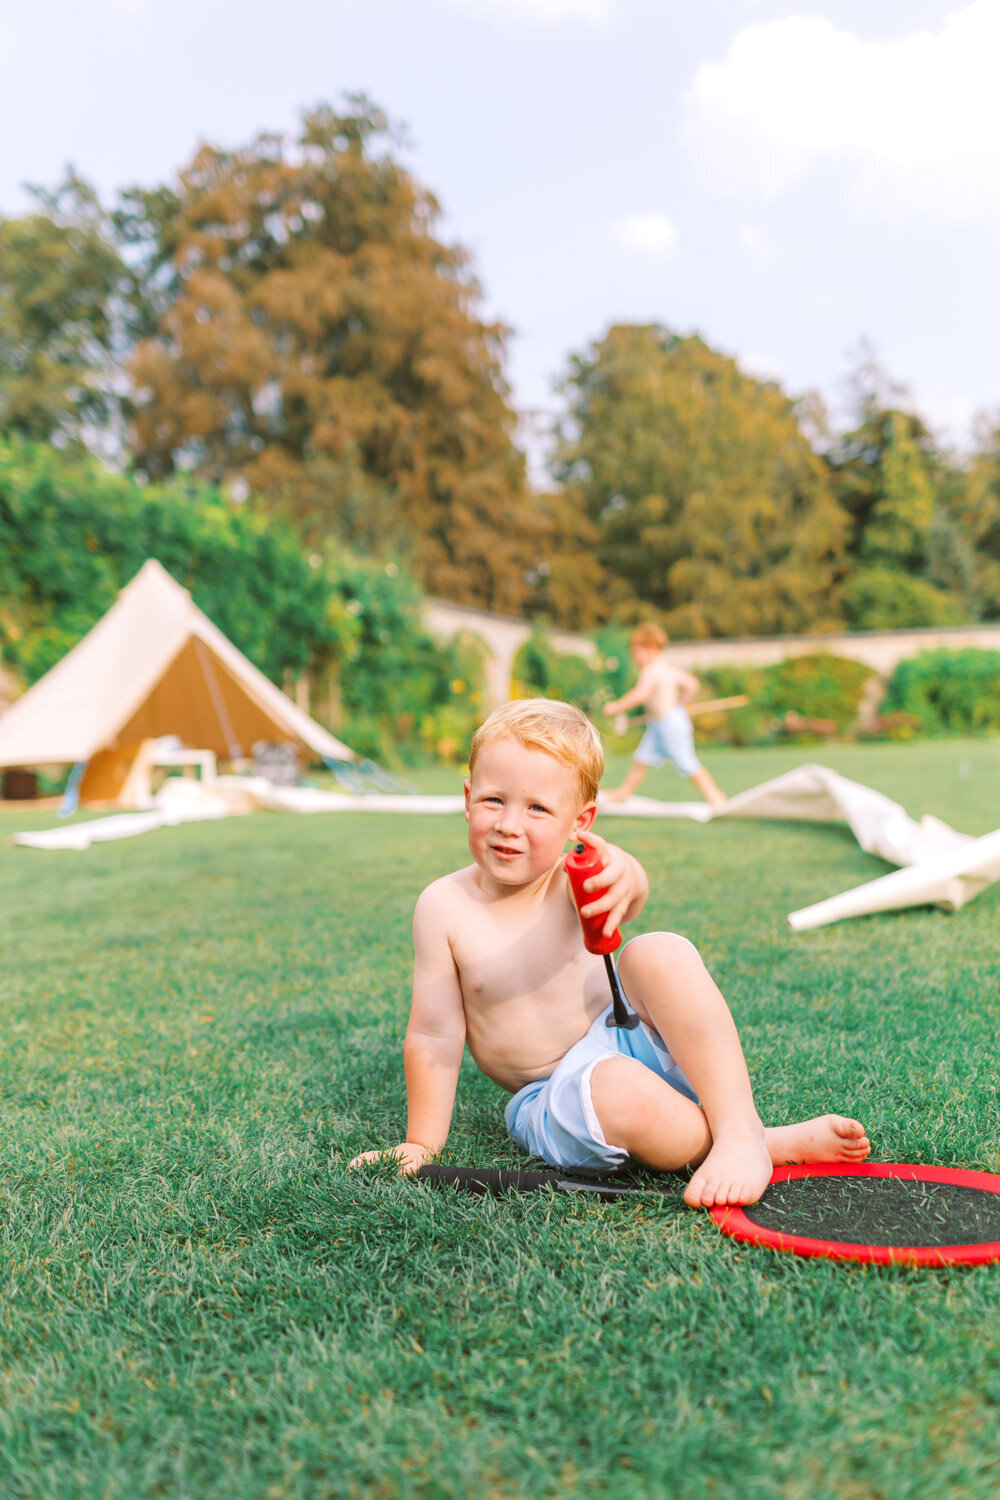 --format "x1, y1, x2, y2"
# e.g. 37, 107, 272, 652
597, 763, 998, 929
10, 760, 999, 932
